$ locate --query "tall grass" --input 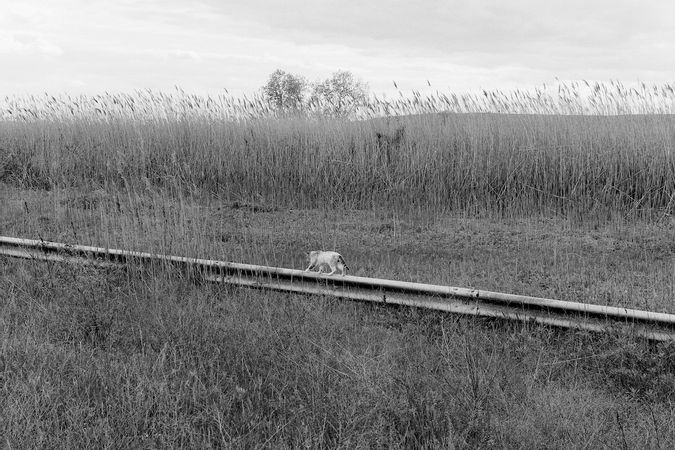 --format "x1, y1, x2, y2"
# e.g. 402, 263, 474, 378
1, 81, 674, 219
